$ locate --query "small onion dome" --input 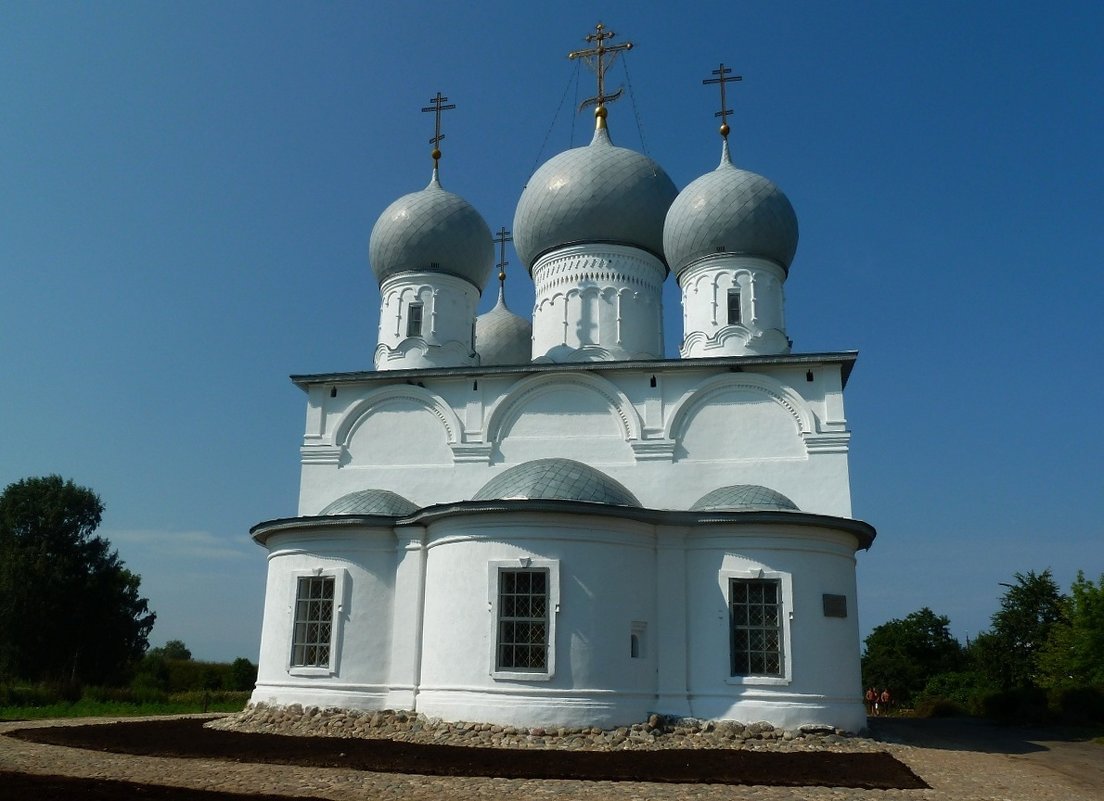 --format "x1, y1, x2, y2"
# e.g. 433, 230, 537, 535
690, 484, 799, 513
475, 287, 533, 366
369, 169, 494, 291
513, 123, 678, 271
663, 140, 798, 280
473, 458, 640, 507
319, 488, 419, 516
